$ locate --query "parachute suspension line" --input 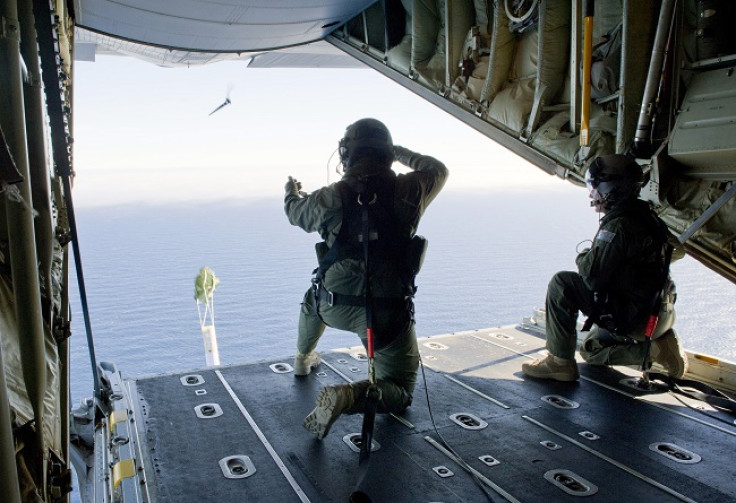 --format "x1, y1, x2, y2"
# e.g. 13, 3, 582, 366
196, 294, 215, 328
